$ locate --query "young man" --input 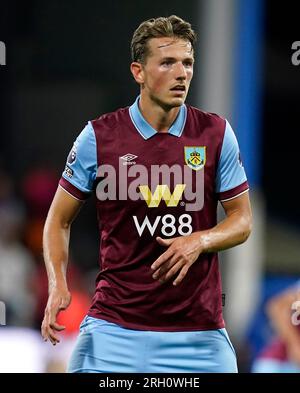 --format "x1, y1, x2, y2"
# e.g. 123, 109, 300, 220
41, 15, 252, 373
